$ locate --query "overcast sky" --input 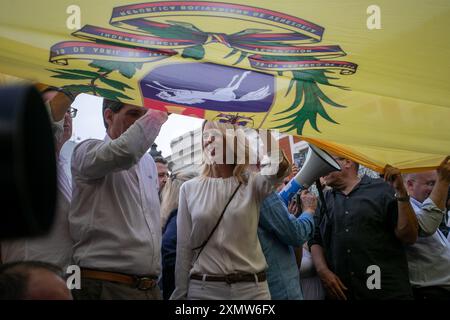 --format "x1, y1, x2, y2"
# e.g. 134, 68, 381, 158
71, 93, 204, 157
